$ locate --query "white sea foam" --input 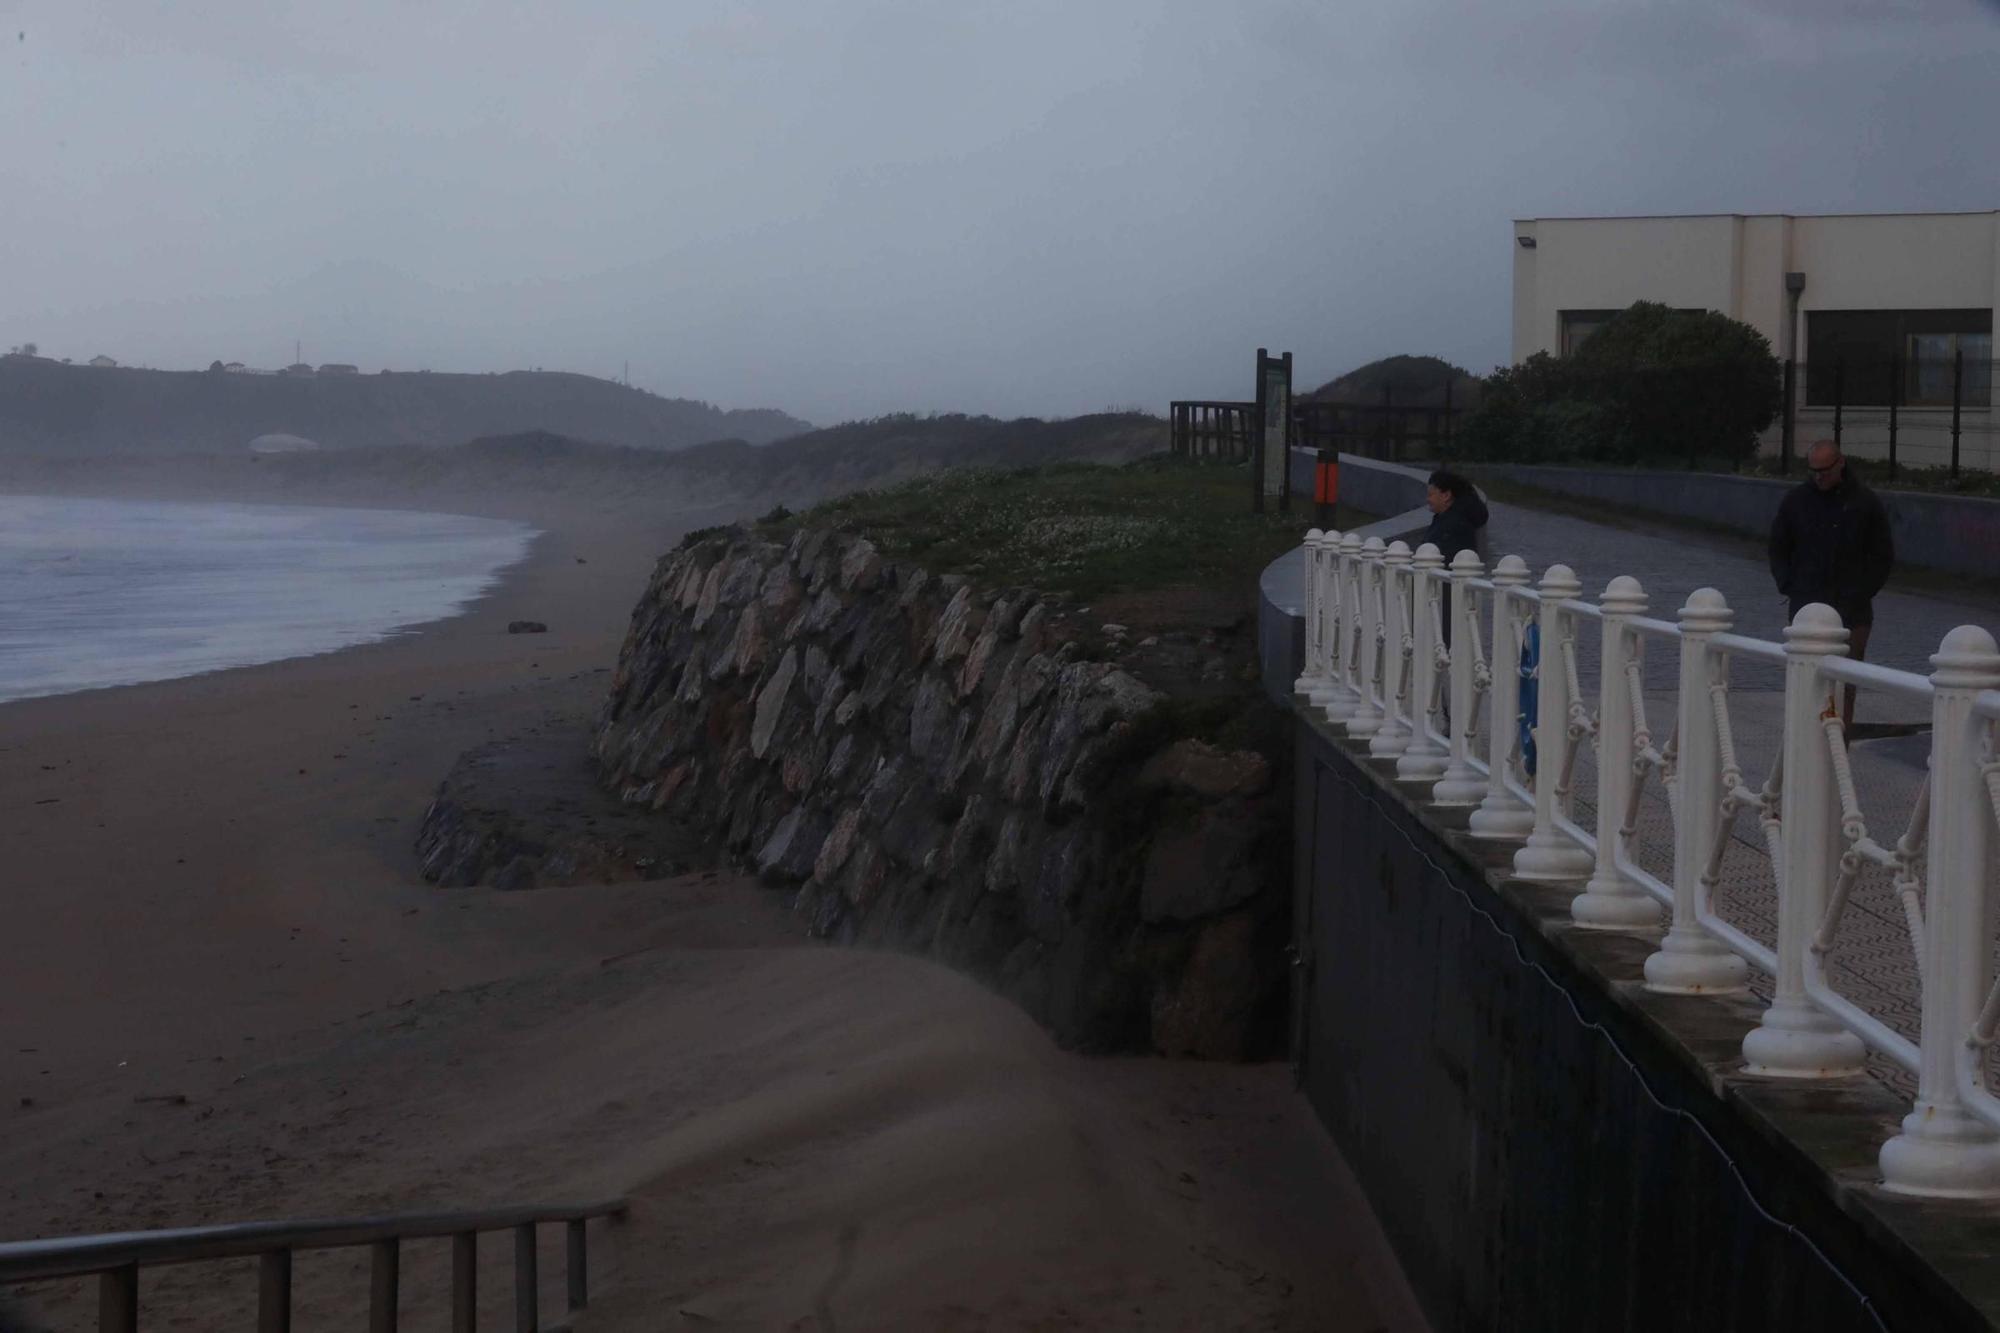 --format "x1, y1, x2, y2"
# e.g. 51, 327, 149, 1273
0, 495, 536, 704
